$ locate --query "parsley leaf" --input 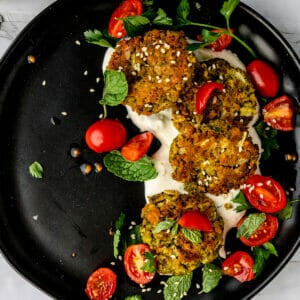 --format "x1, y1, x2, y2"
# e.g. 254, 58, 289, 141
201, 264, 223, 293
113, 212, 126, 258
220, 0, 240, 29
277, 199, 293, 220
153, 8, 173, 26
125, 296, 142, 300
153, 219, 177, 233
29, 161, 44, 179
123, 15, 150, 37
141, 251, 157, 273
103, 150, 158, 181
164, 273, 193, 300
176, 0, 192, 26
84, 29, 114, 48
236, 213, 266, 239
181, 228, 202, 244
232, 191, 252, 212
100, 70, 128, 107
